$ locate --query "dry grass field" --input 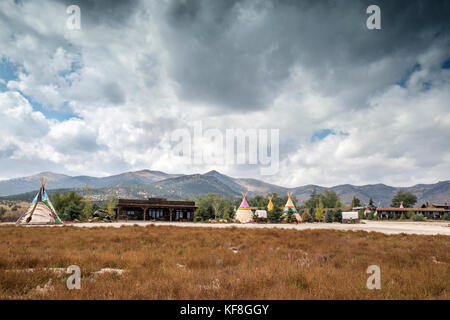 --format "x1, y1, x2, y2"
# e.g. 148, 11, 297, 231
0, 225, 448, 299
